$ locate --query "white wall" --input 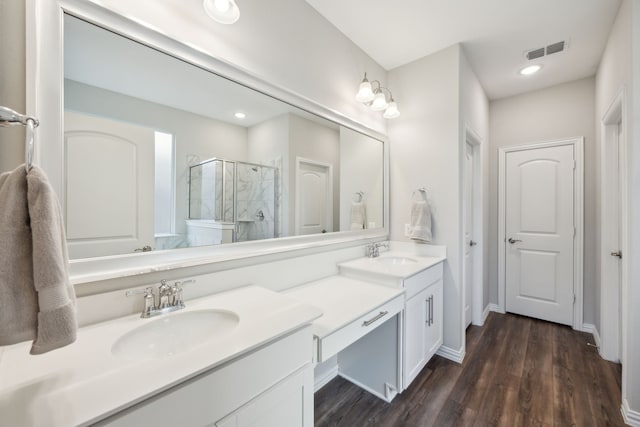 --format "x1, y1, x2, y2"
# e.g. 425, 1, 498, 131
0, 0, 26, 171
65, 80, 248, 237
596, 0, 640, 418
460, 49, 490, 313
339, 127, 384, 231
388, 44, 464, 354
489, 77, 596, 324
